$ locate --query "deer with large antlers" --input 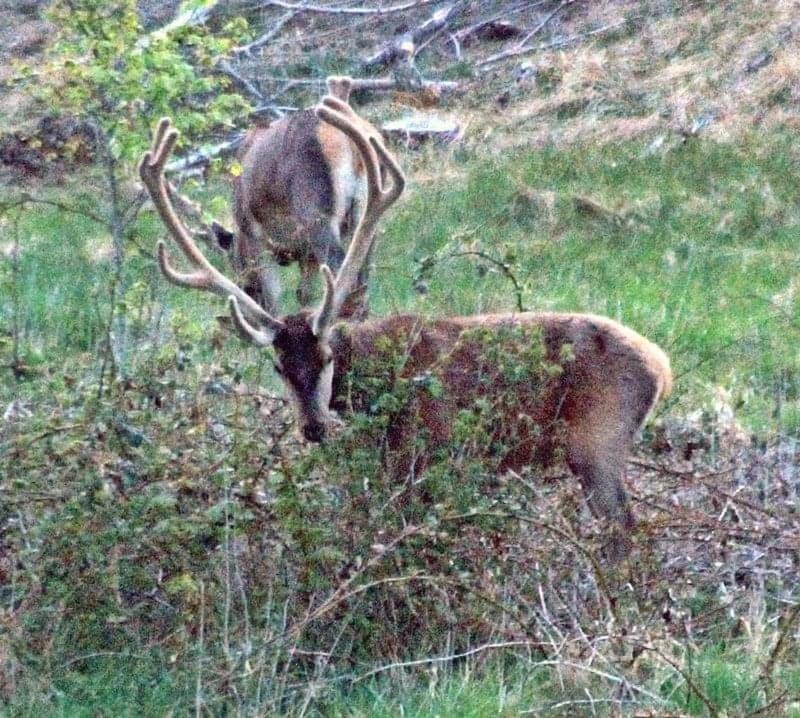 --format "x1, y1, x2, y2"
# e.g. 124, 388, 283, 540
210, 76, 381, 316
141, 93, 672, 555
